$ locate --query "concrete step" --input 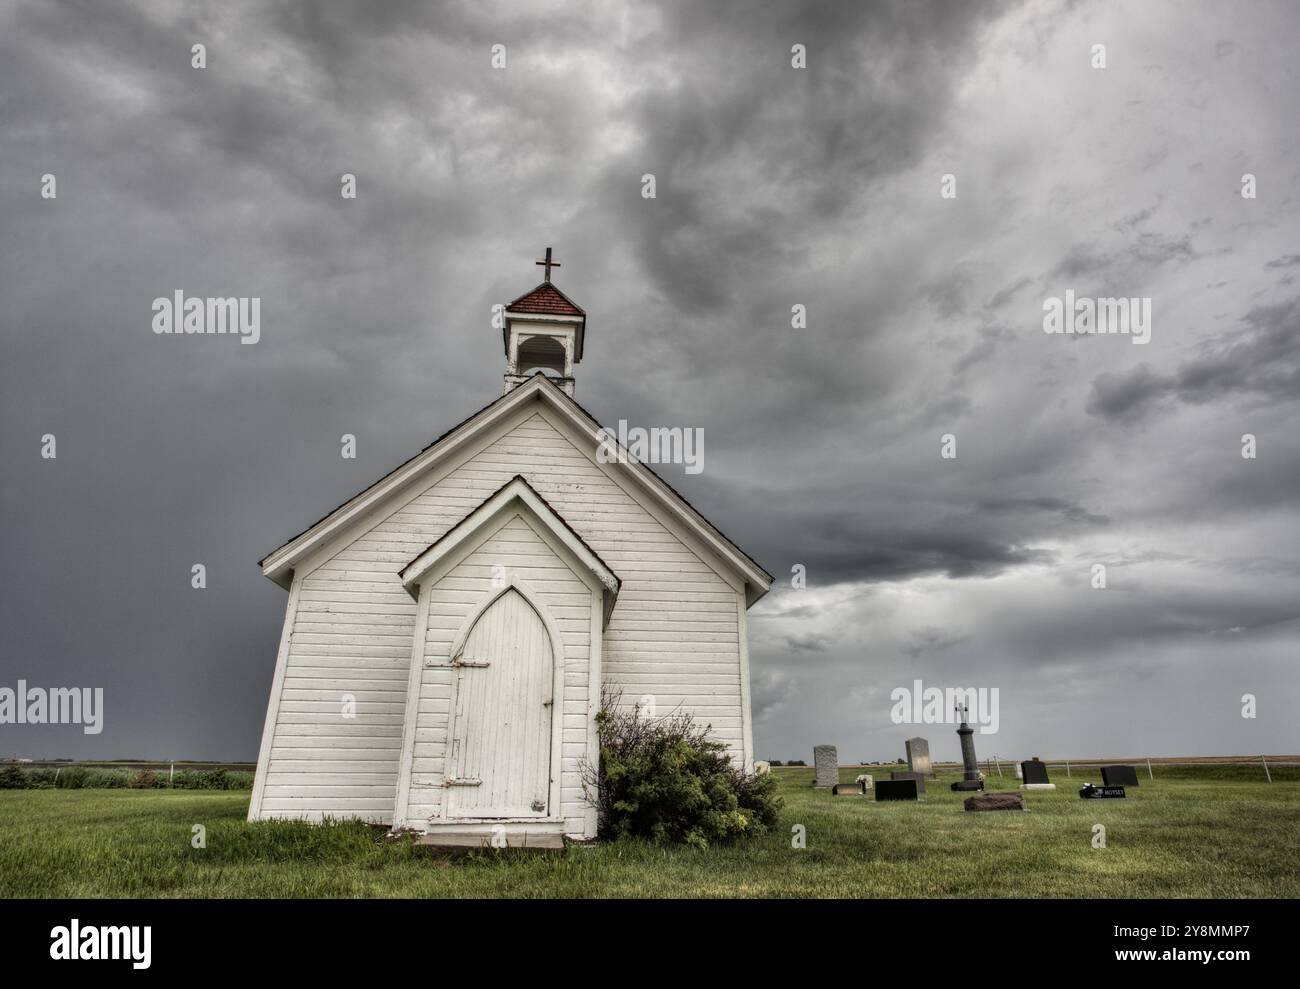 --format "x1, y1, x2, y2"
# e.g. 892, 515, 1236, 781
413, 831, 565, 853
